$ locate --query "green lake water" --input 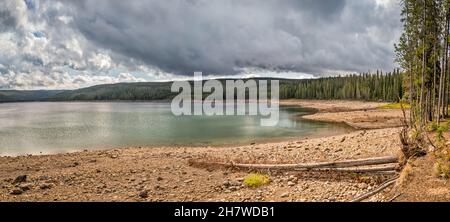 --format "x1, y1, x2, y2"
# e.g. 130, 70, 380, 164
0, 102, 350, 156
